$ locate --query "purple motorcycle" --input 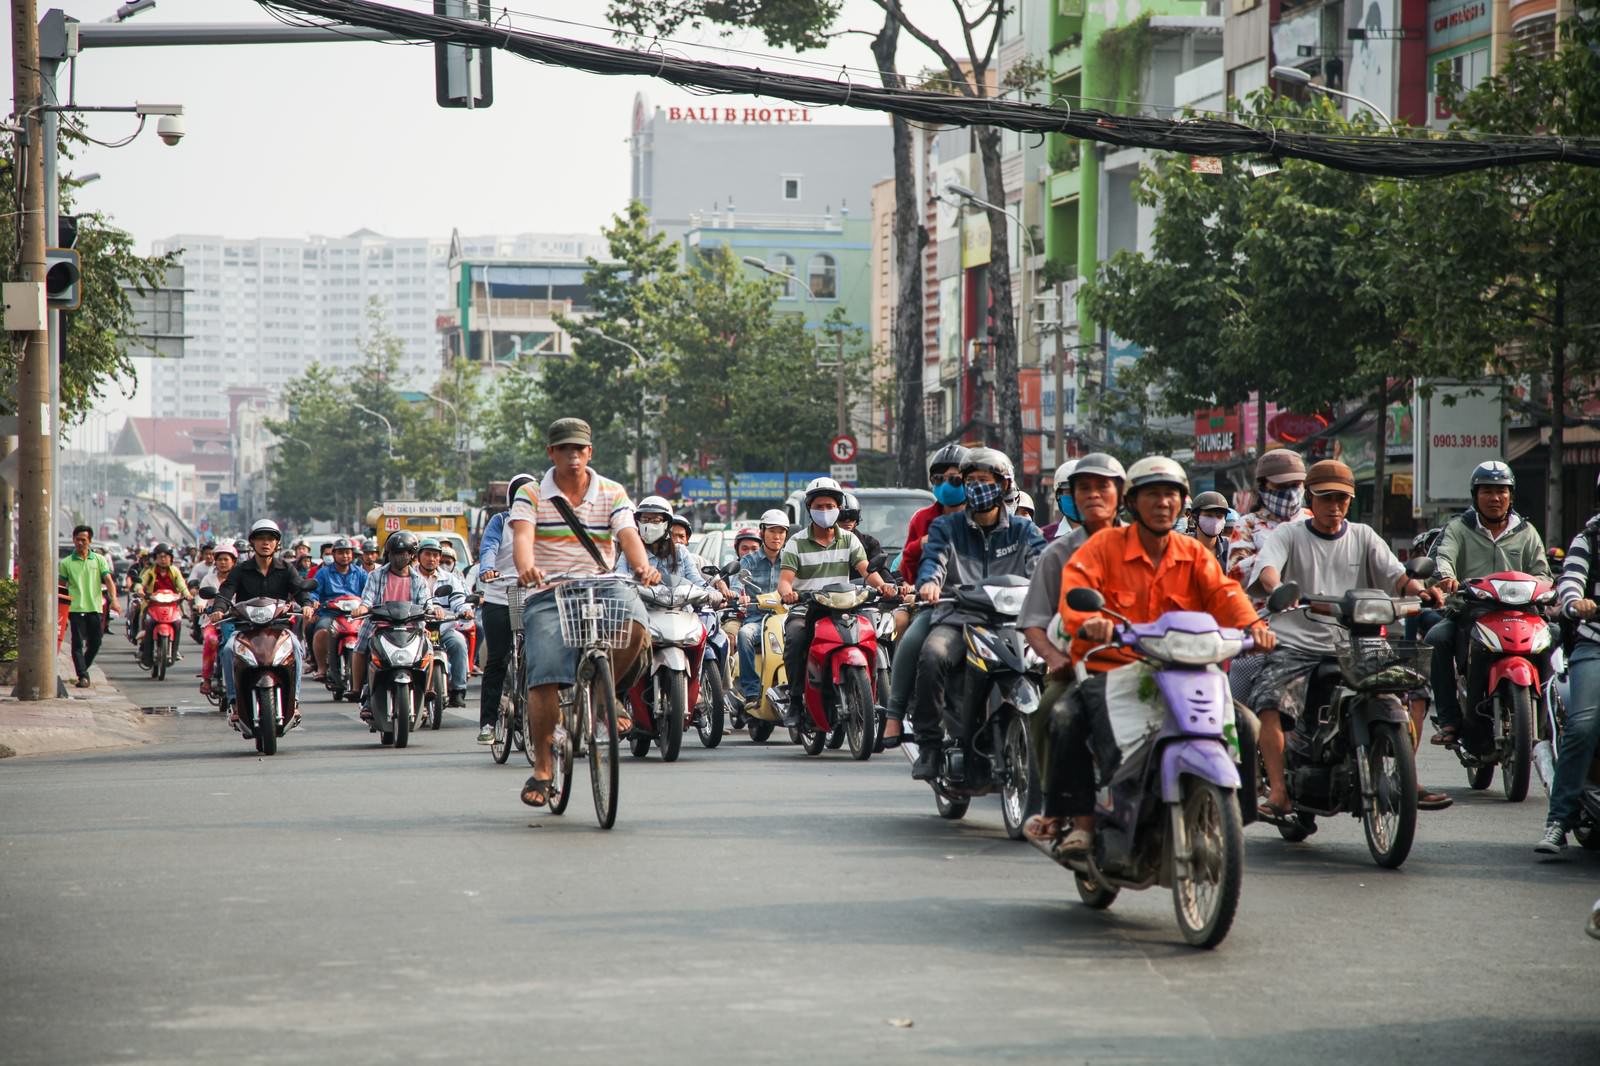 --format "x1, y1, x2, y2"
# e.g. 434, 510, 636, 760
1038, 584, 1295, 948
